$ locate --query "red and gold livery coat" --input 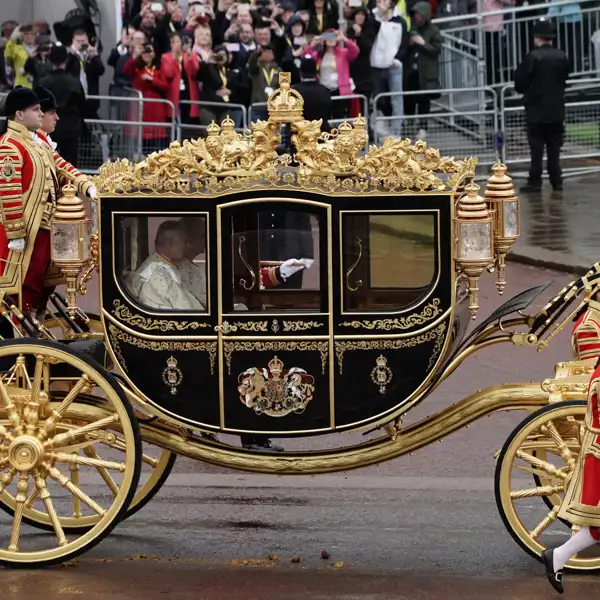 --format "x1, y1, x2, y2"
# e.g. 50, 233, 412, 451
560, 361, 600, 527
0, 121, 55, 294
572, 301, 600, 361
